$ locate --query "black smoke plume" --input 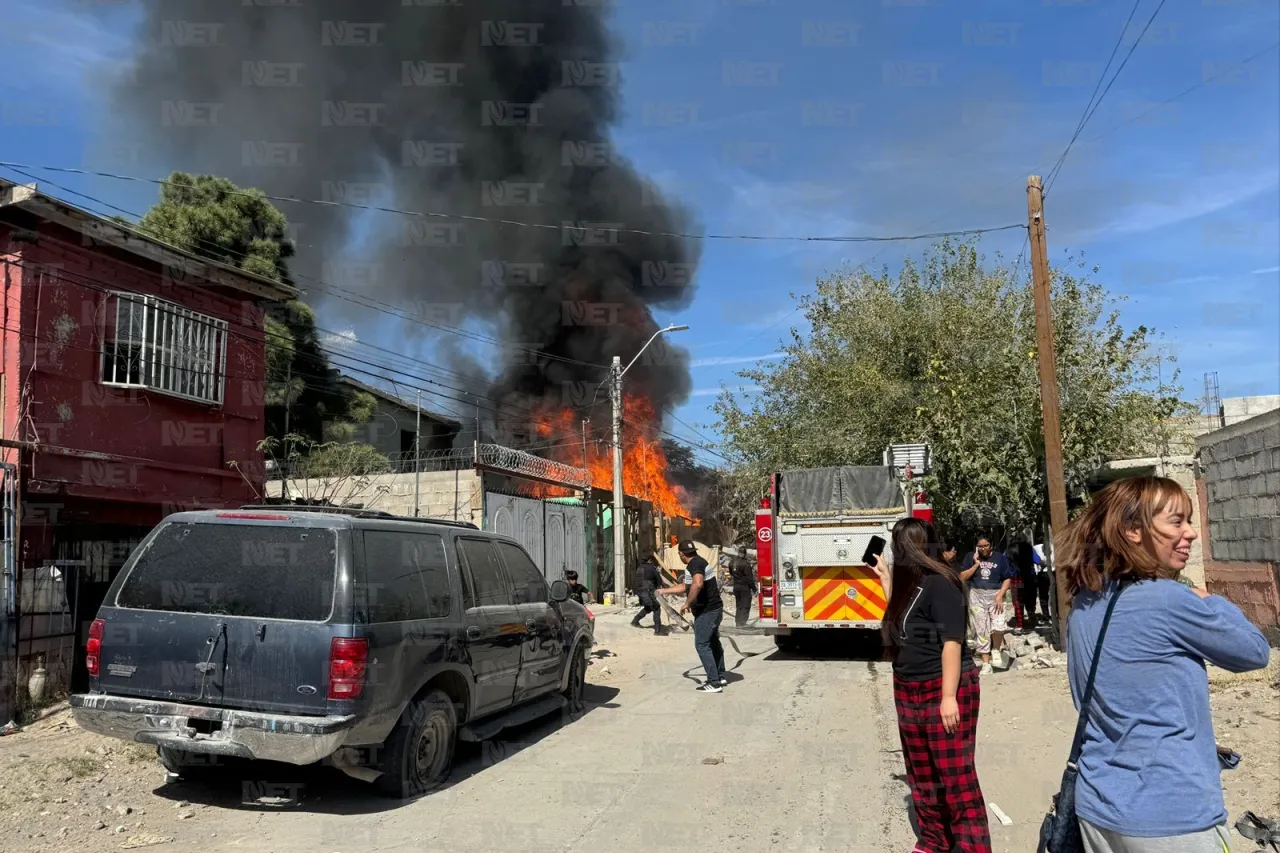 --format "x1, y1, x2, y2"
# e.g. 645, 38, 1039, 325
105, 1, 700, 433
